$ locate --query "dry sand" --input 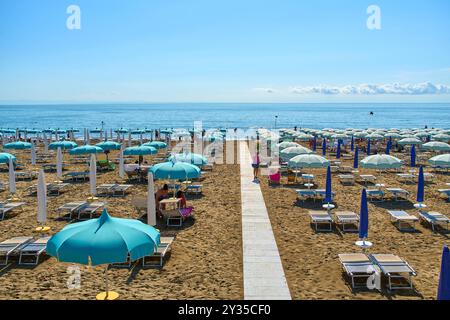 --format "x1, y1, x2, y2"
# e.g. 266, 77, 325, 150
0, 142, 243, 300
260, 145, 450, 300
